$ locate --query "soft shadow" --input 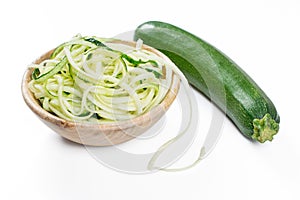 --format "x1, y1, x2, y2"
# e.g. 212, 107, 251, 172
58, 136, 86, 148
